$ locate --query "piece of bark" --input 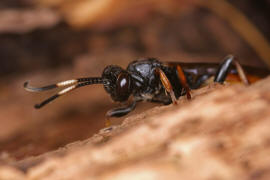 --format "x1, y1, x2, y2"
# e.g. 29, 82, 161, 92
1, 77, 270, 179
